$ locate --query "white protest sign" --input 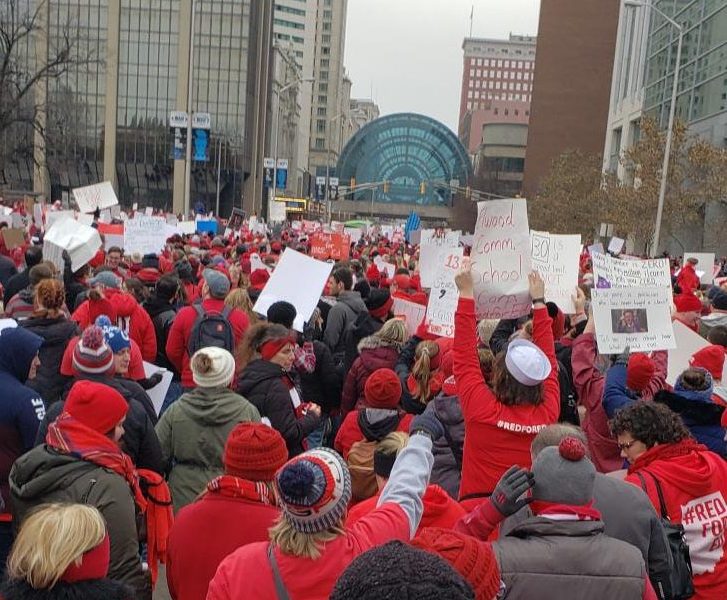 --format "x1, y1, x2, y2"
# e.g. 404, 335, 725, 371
143, 361, 173, 416
123, 216, 167, 255
530, 231, 581, 313
178, 221, 196, 235
374, 256, 396, 279
268, 199, 286, 223
45, 210, 75, 230
471, 199, 532, 319
425, 248, 464, 337
684, 253, 716, 285
419, 229, 461, 288
344, 227, 363, 242
591, 287, 676, 353
250, 253, 272, 274
76, 213, 94, 226
381, 225, 393, 240
253, 249, 333, 331
43, 218, 102, 272
73, 181, 118, 213
607, 236, 625, 255
392, 296, 427, 337
144, 206, 154, 217
98, 208, 111, 223
33, 203, 43, 227
592, 253, 671, 289
588, 242, 604, 256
